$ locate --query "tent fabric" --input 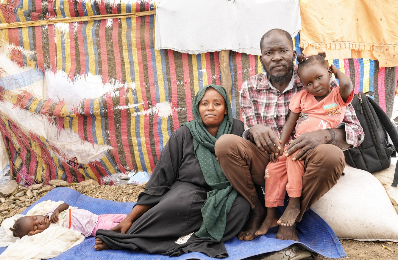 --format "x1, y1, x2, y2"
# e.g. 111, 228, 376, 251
155, 0, 301, 55
0, 187, 346, 259
300, 0, 398, 67
0, 0, 396, 183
